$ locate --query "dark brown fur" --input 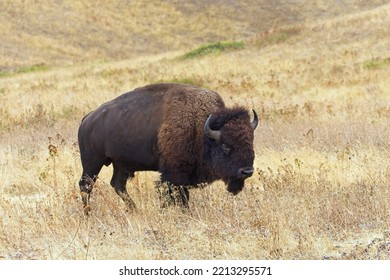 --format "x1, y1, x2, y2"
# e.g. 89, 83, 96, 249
78, 83, 257, 212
